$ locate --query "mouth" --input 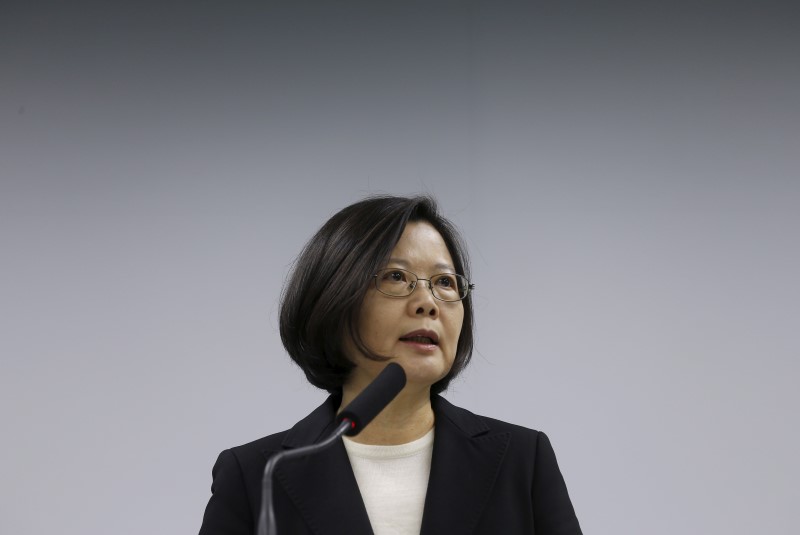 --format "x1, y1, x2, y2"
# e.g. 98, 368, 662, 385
399, 330, 439, 346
